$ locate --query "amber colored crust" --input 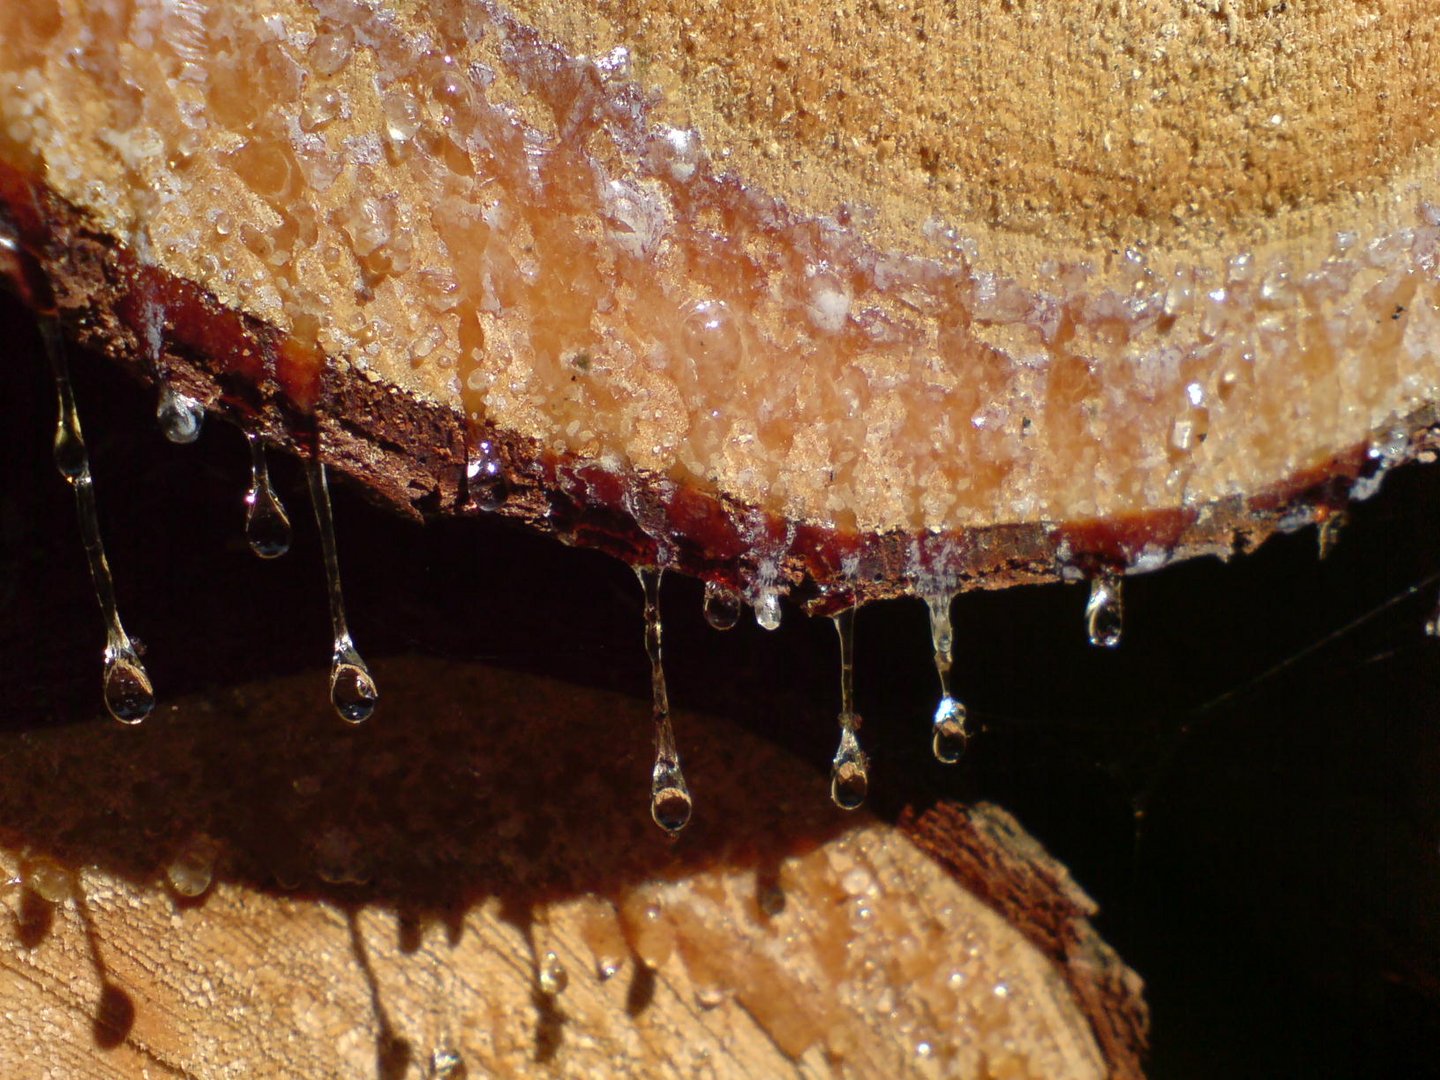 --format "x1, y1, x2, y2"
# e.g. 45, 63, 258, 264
3, 161, 1436, 611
